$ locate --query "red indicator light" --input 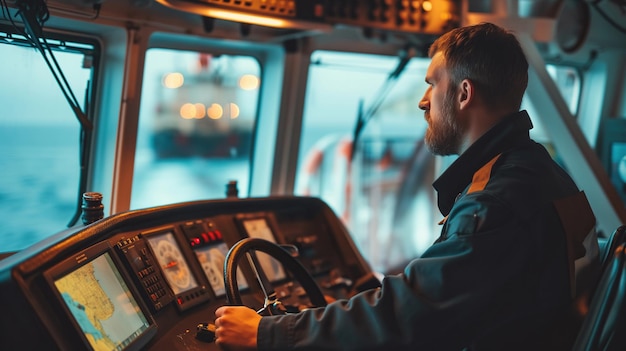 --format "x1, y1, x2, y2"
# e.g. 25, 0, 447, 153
314, 4, 323, 17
